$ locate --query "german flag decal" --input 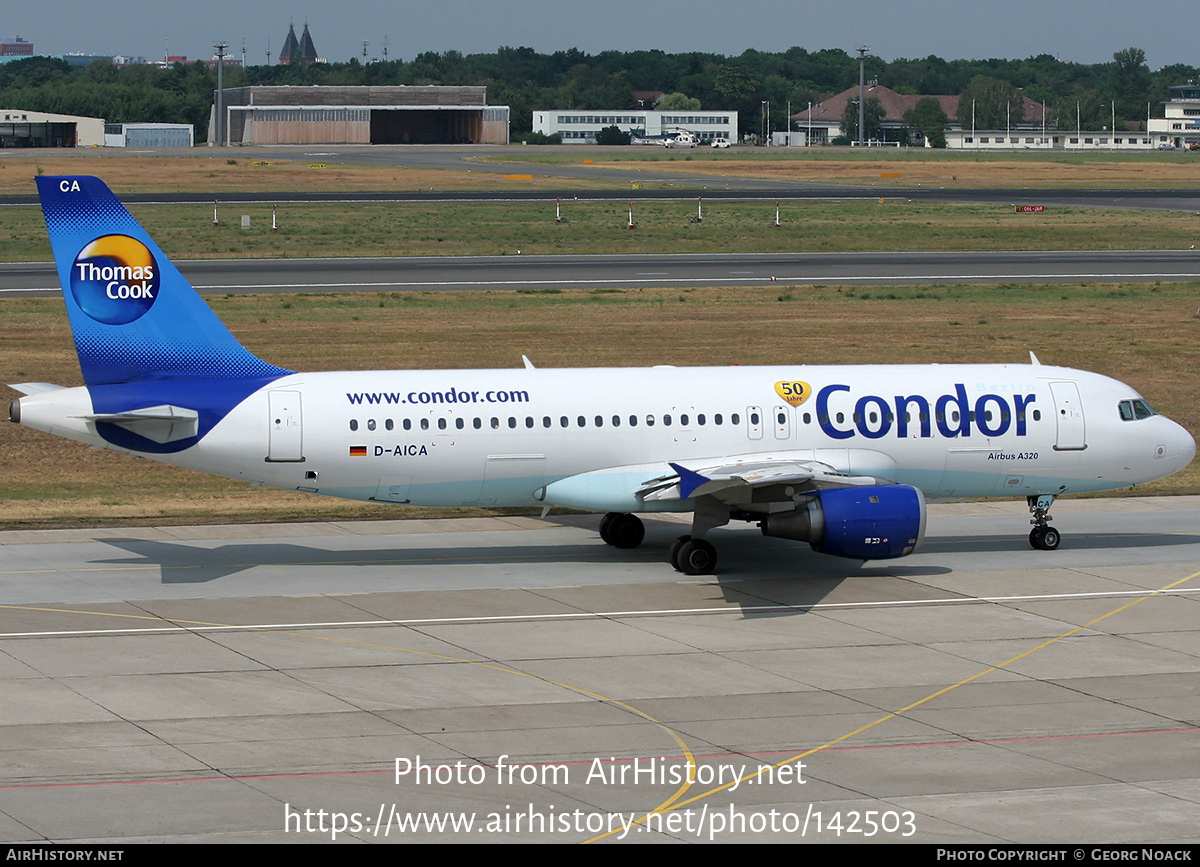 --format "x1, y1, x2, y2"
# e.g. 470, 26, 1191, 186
349, 445, 367, 456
